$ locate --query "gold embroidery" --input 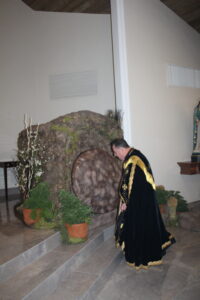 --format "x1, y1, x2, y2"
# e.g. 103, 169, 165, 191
124, 156, 156, 190
128, 164, 136, 197
120, 195, 124, 202
121, 241, 125, 250
127, 260, 163, 270
116, 236, 174, 267
122, 184, 128, 190
162, 235, 174, 249
116, 154, 173, 270
116, 242, 120, 248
